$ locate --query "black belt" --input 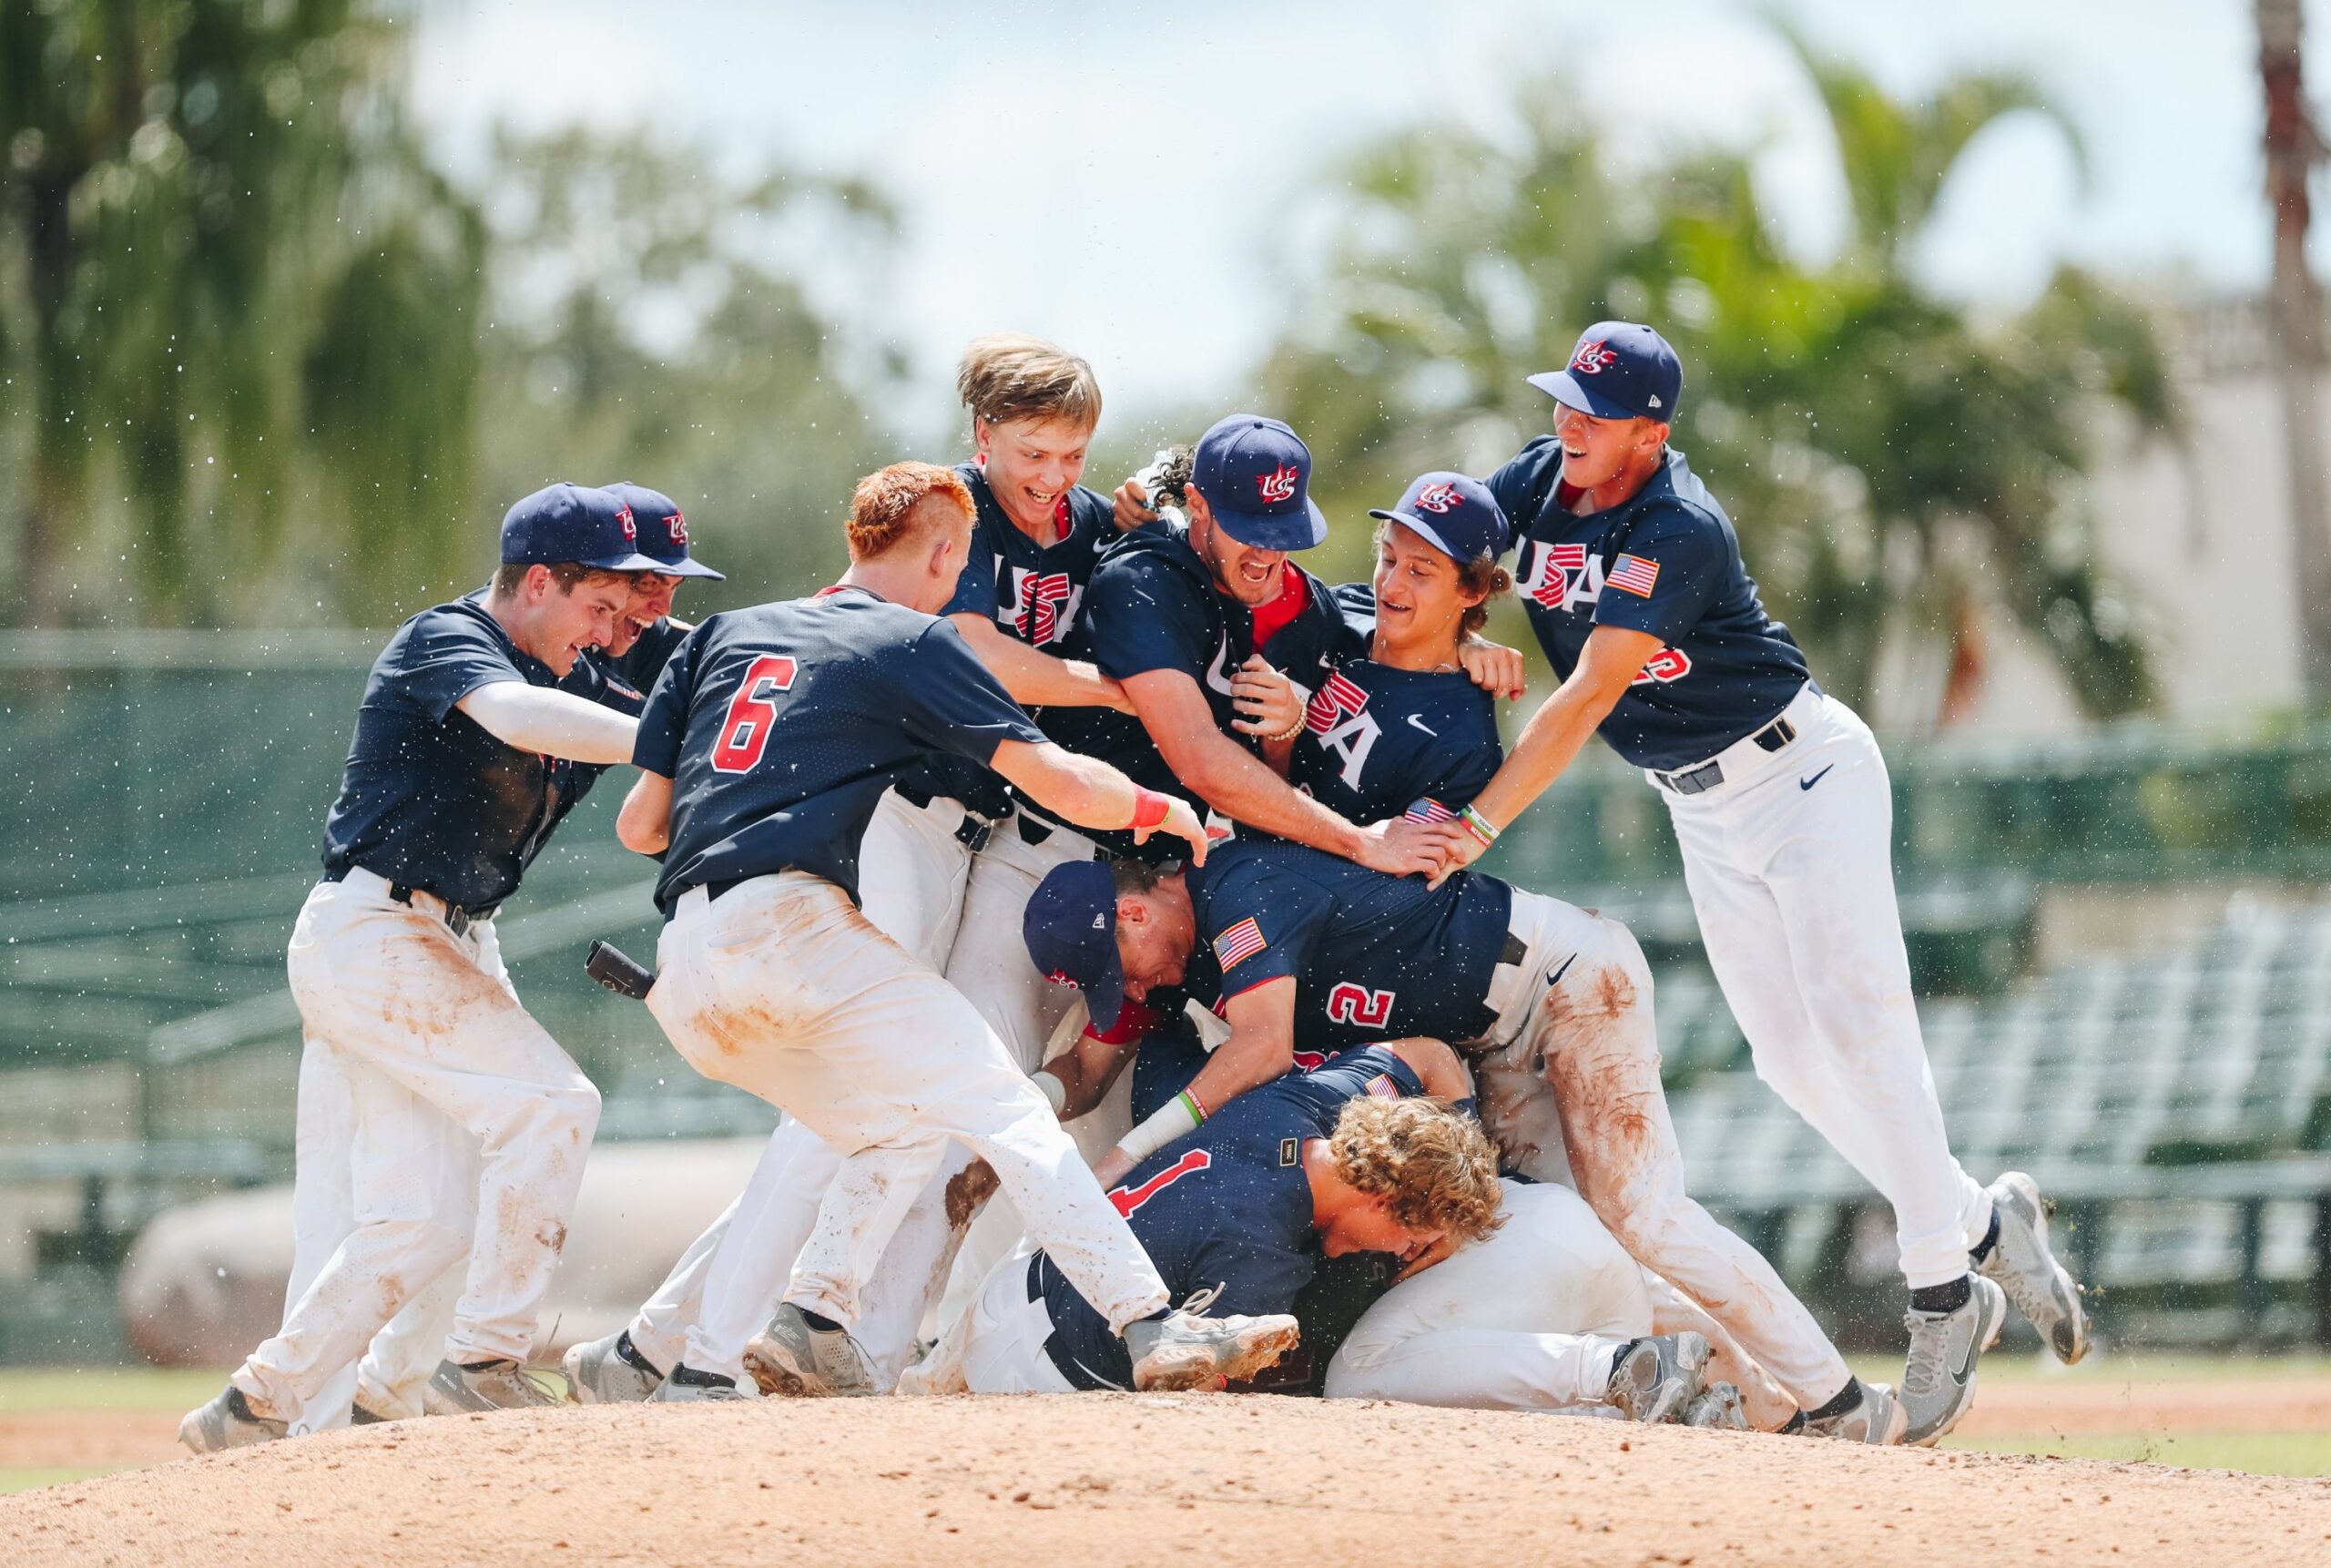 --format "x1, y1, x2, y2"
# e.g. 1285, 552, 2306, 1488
1014, 810, 1116, 862
324, 865, 493, 937
1651, 714, 1798, 797
895, 782, 993, 851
